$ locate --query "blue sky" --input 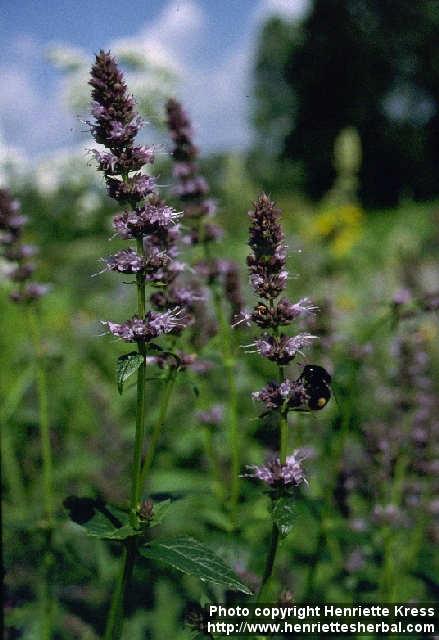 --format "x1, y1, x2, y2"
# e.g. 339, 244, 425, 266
0, 0, 308, 161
